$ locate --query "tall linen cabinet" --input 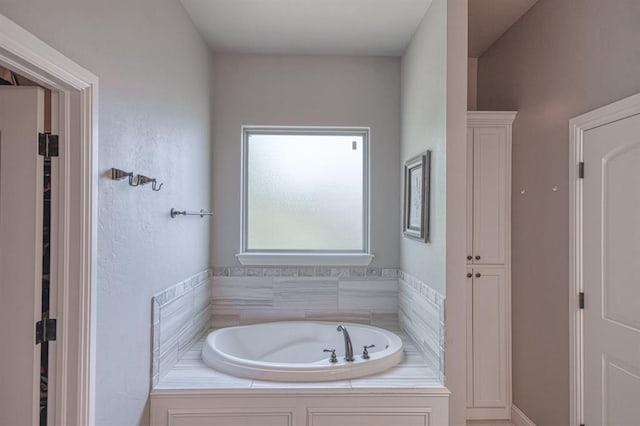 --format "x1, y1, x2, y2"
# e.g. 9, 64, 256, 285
466, 111, 517, 421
